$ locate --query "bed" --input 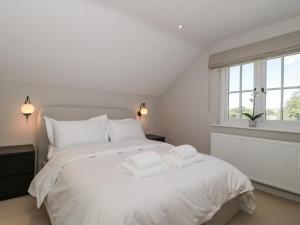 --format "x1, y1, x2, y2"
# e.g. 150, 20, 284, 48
29, 107, 255, 225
